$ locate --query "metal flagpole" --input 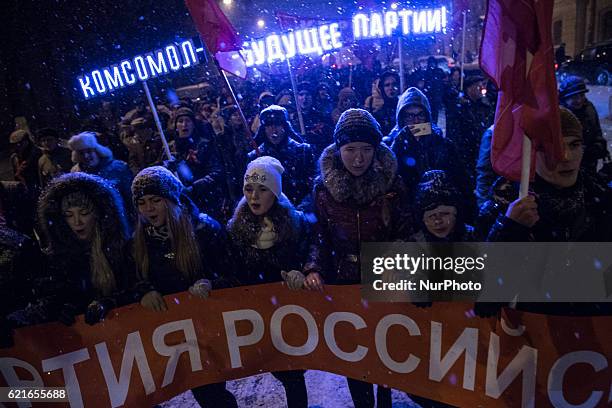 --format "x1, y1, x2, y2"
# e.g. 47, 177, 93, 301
519, 52, 535, 199
207, 52, 260, 156
286, 58, 306, 135
460, 10, 467, 91
398, 36, 405, 93
142, 81, 173, 161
